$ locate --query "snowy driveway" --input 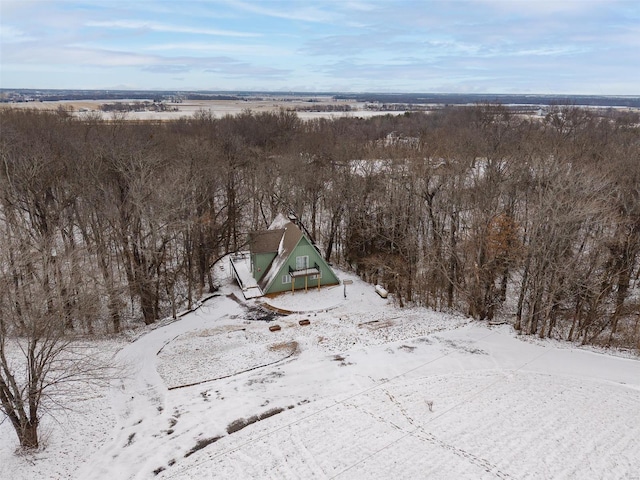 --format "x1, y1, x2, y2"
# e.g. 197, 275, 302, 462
69, 281, 640, 480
